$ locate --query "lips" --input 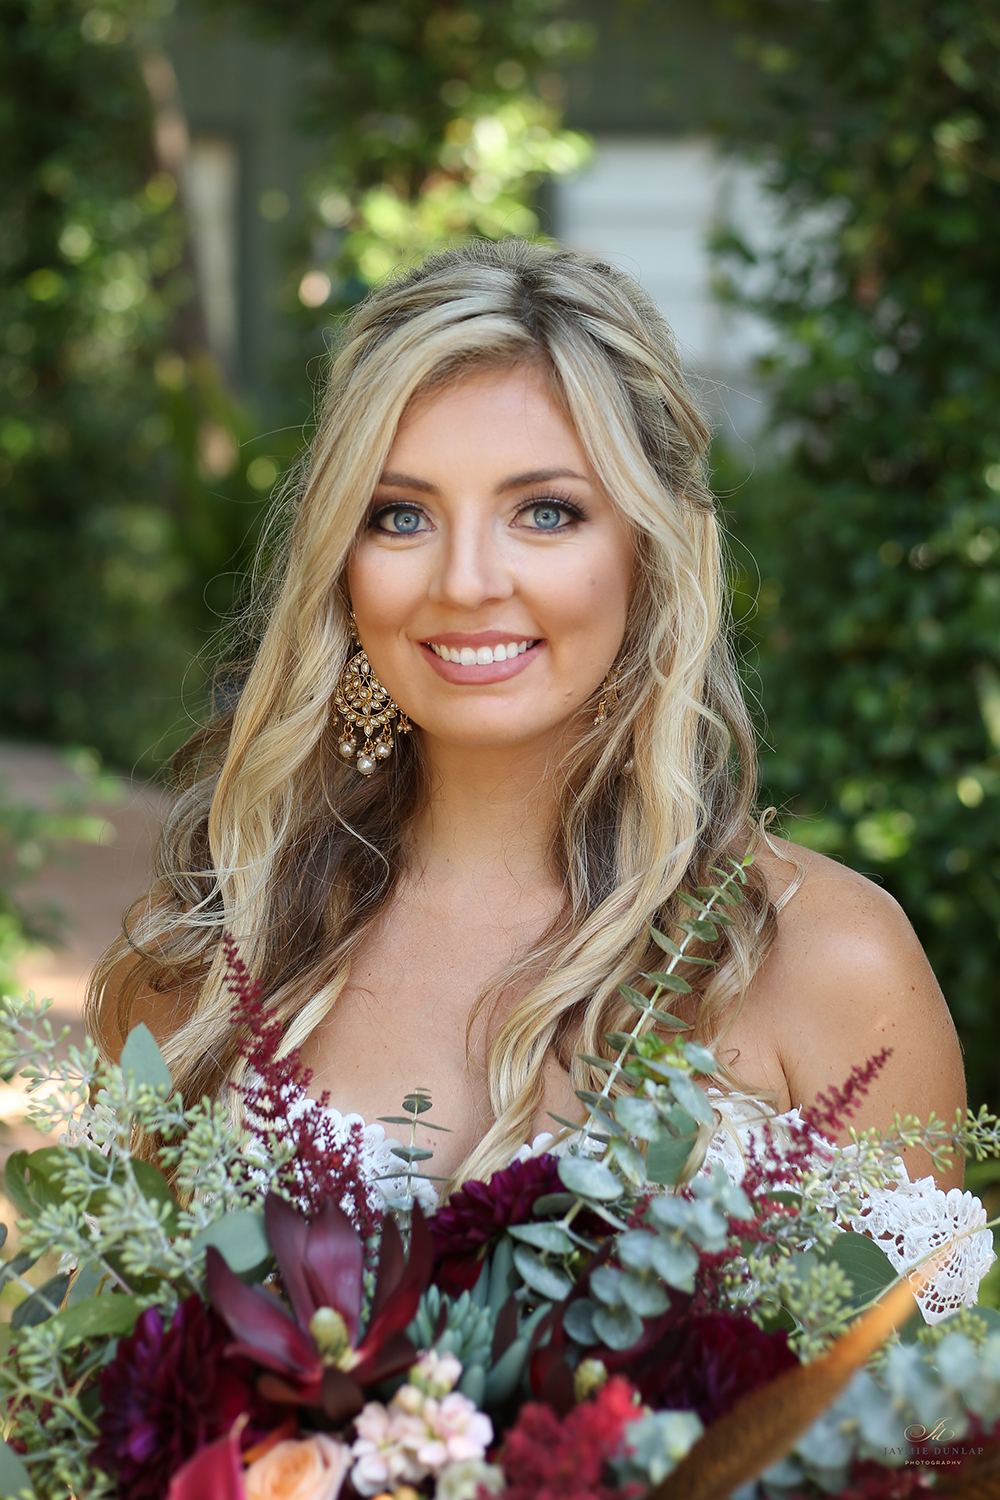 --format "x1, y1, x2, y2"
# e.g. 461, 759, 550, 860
419, 635, 544, 683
